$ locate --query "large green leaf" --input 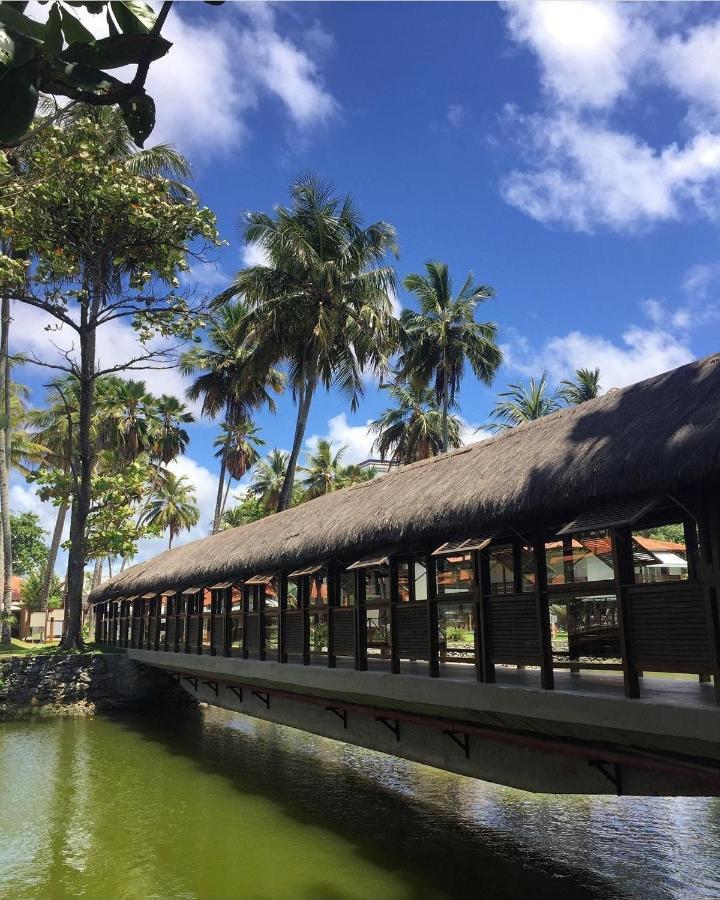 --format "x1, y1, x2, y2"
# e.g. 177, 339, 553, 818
50, 58, 121, 91
121, 91, 154, 146
43, 3, 63, 59
0, 4, 45, 41
0, 24, 37, 68
59, 6, 95, 44
61, 32, 171, 69
110, 1, 156, 35
0, 58, 39, 143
